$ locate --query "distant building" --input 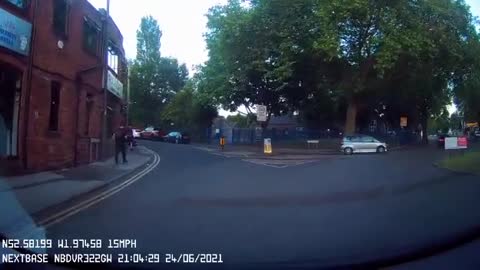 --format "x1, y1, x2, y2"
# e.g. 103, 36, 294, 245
212, 116, 232, 130
0, 0, 127, 172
